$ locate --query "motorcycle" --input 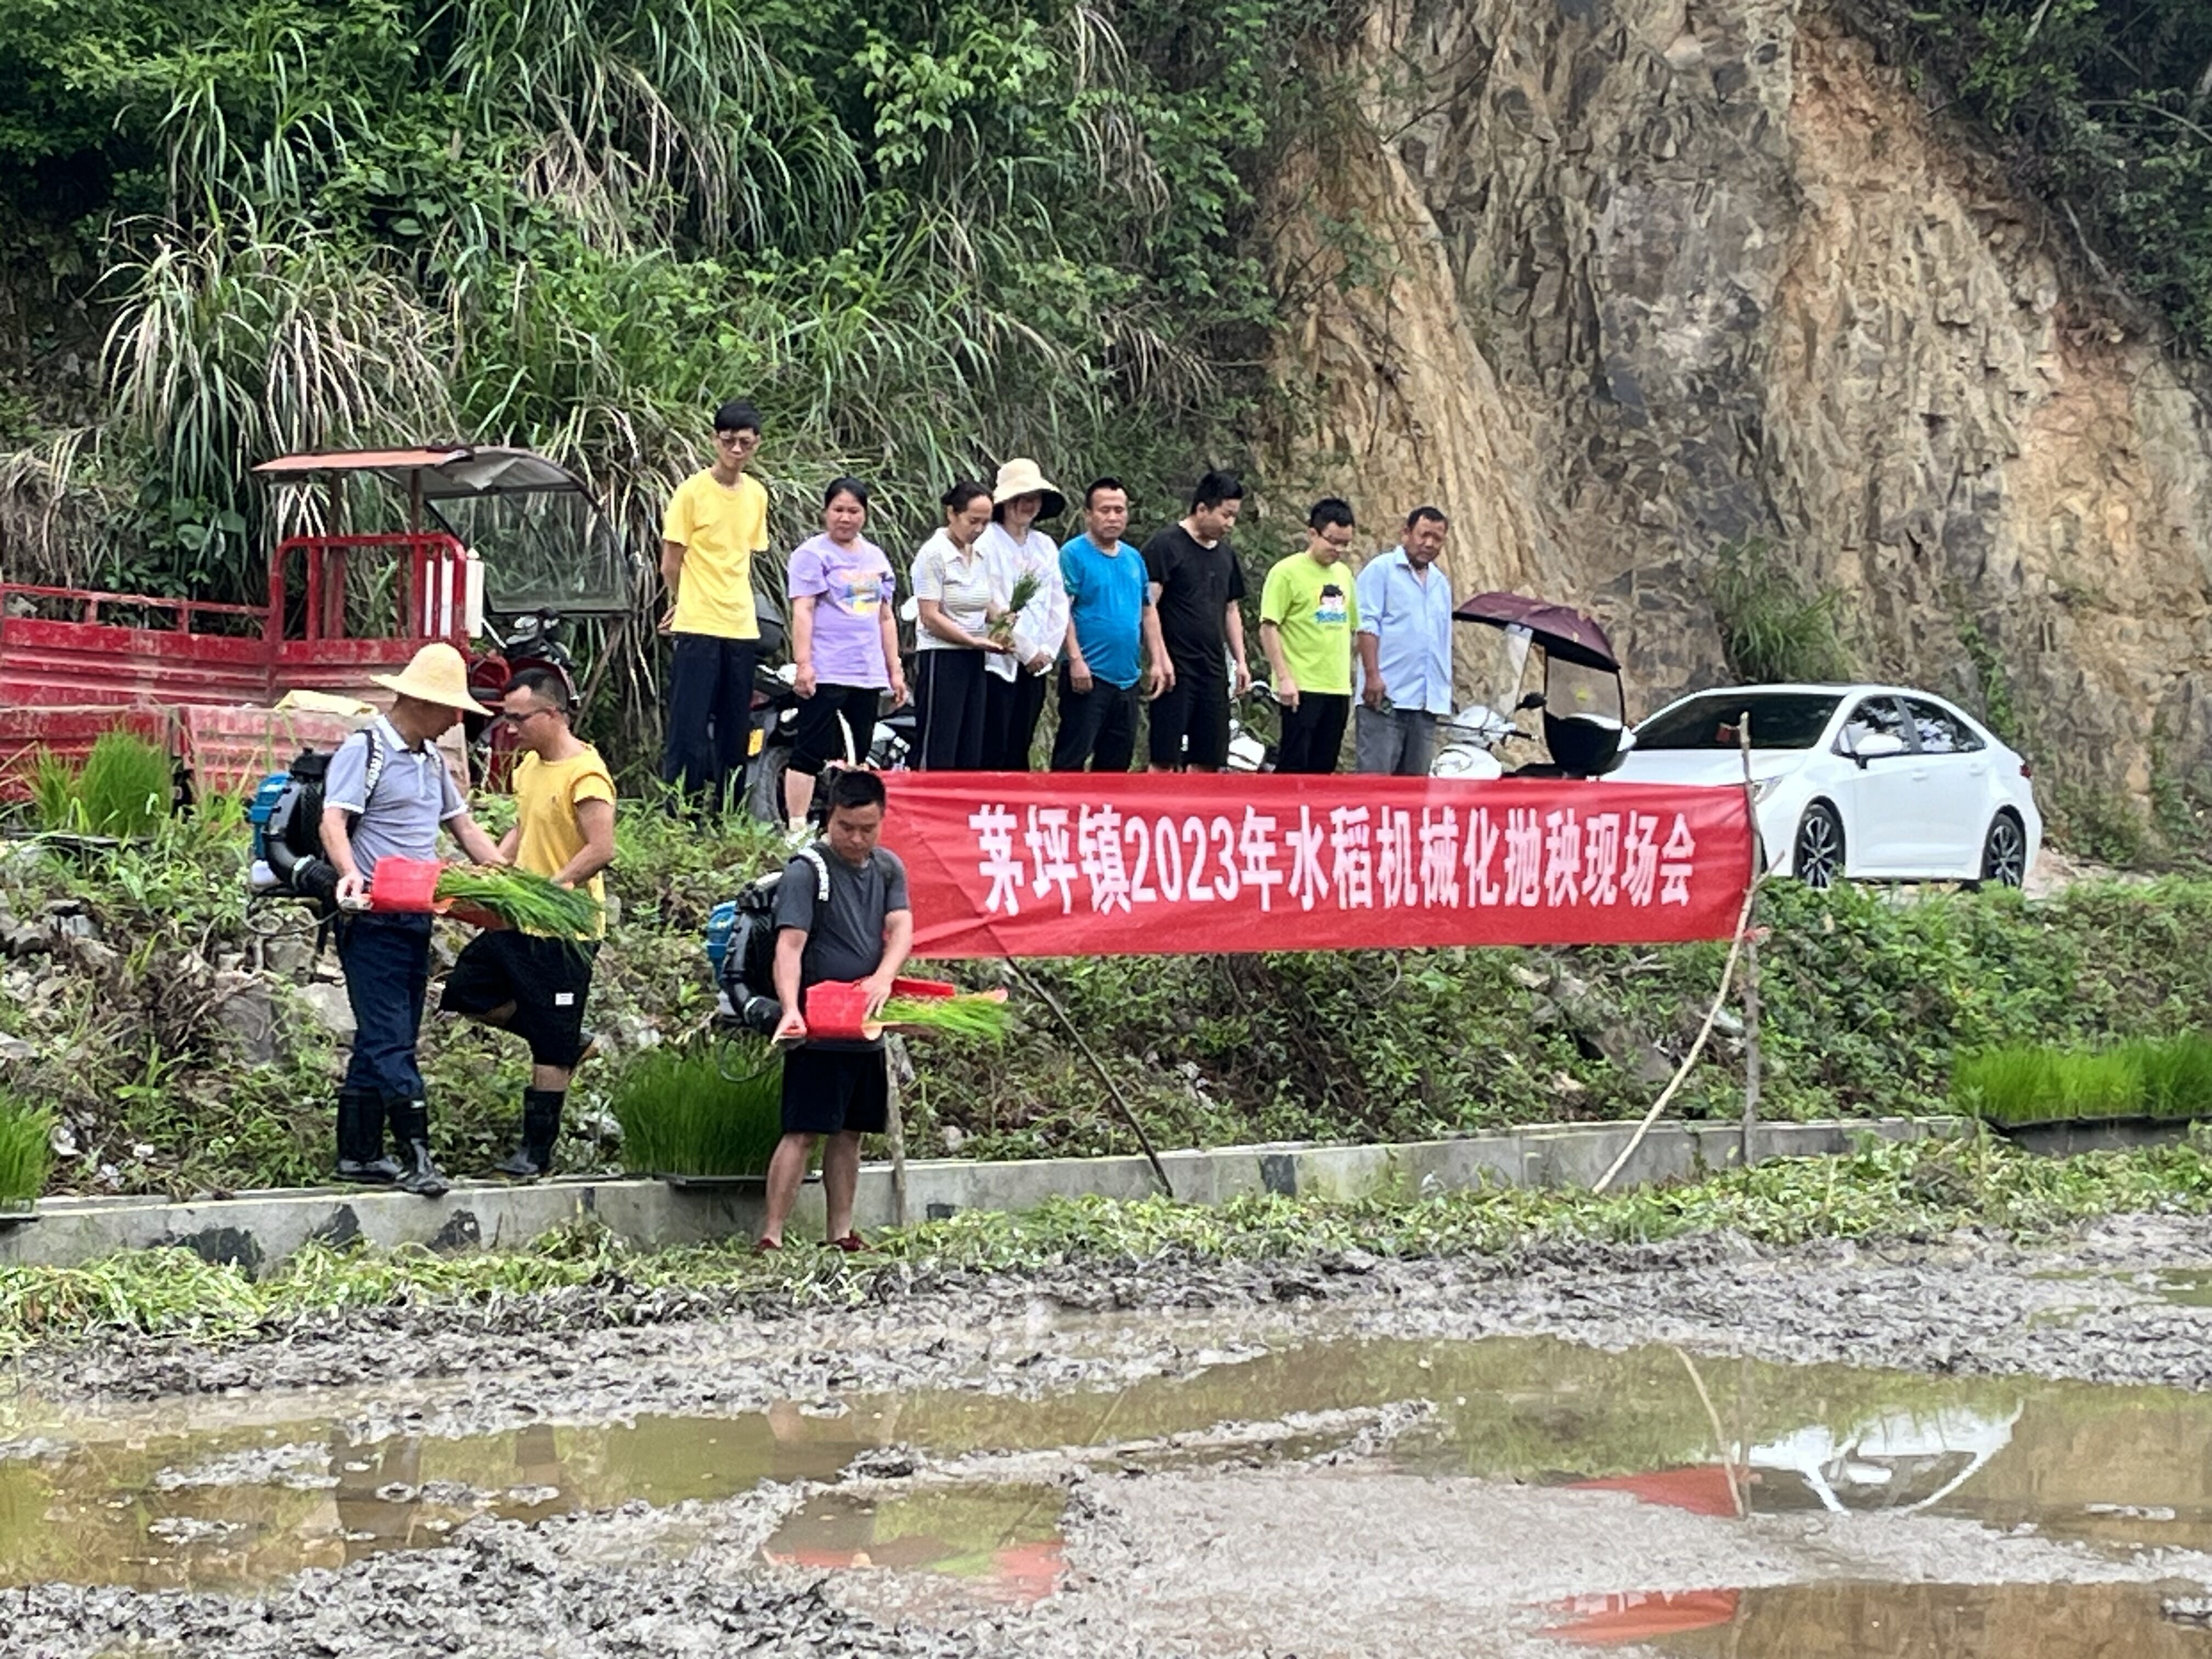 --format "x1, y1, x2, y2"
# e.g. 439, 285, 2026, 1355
465, 610, 580, 788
